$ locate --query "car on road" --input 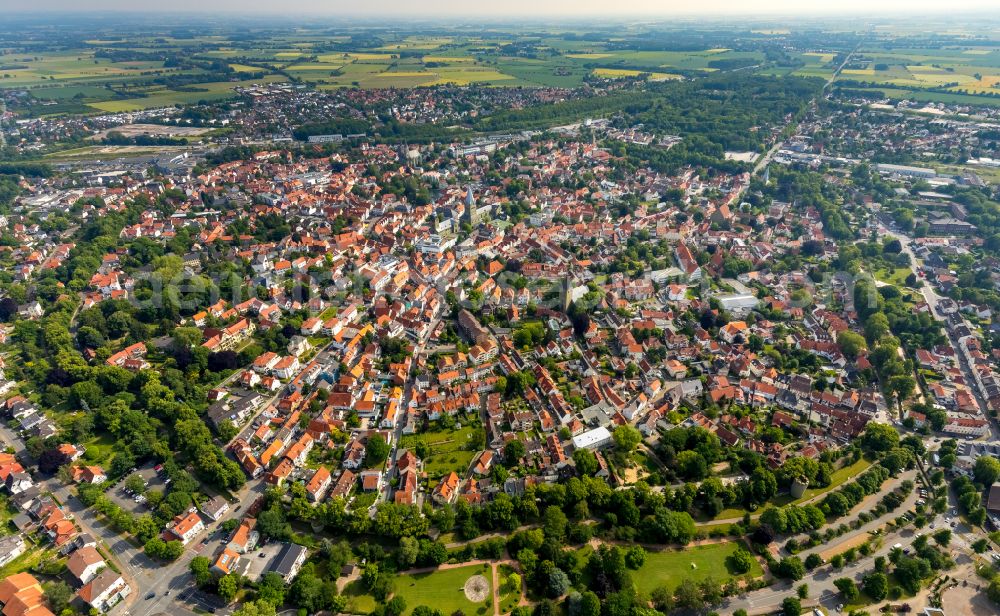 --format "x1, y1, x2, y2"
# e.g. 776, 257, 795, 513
145, 592, 155, 600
